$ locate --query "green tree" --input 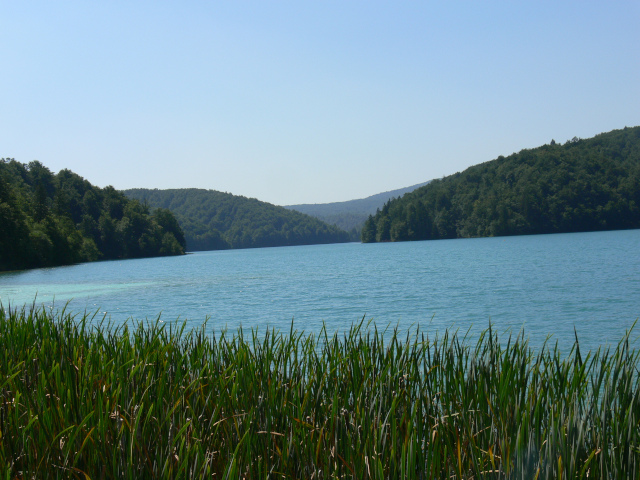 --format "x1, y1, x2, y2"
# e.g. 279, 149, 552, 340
0, 173, 30, 270
376, 216, 391, 242
361, 215, 377, 243
390, 219, 408, 241
154, 208, 187, 251
33, 183, 49, 222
